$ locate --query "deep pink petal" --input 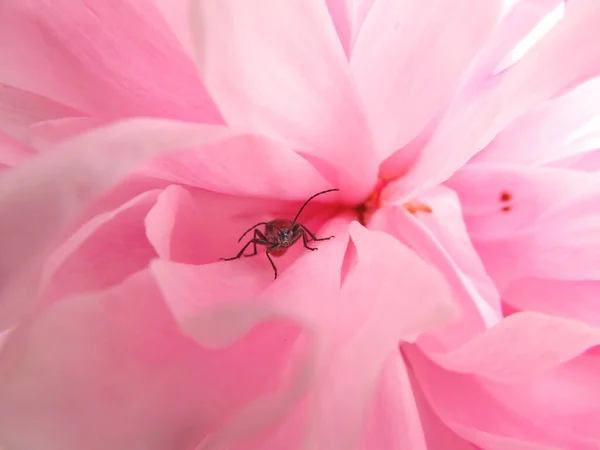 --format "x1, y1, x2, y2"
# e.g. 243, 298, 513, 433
0, 271, 303, 450
0, 0, 221, 123
189, 0, 377, 199
350, 0, 503, 160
